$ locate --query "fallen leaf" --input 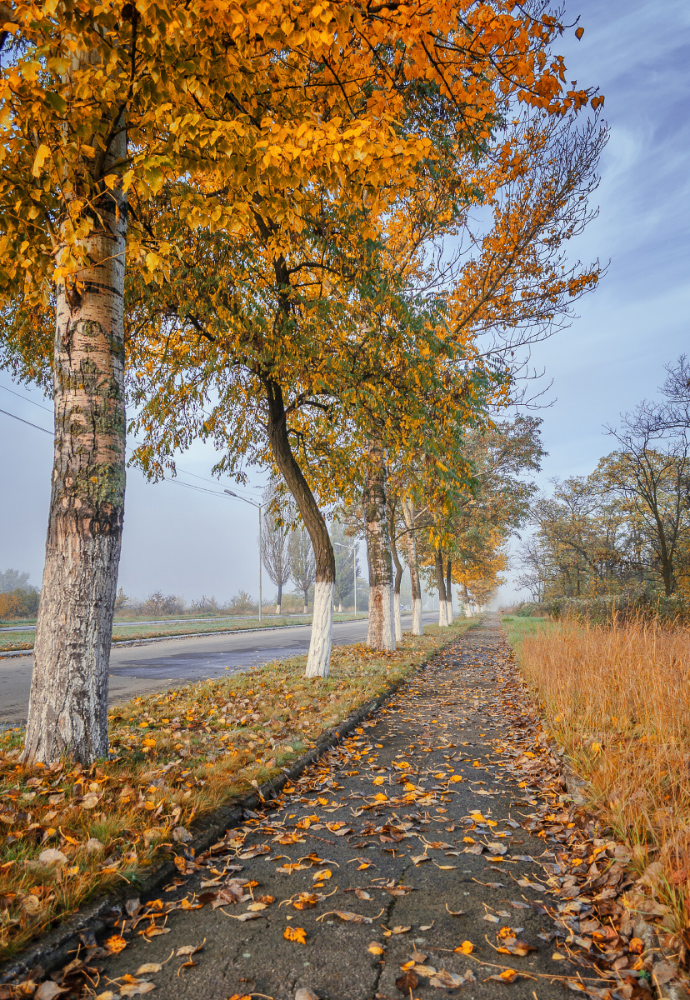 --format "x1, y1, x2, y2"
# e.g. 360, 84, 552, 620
176, 941, 204, 957
454, 941, 474, 955
429, 970, 465, 988
368, 943, 384, 955
488, 969, 517, 983
38, 849, 68, 866
105, 935, 128, 954
120, 985, 155, 997
295, 990, 319, 1000
35, 985, 68, 1000
172, 827, 192, 843
136, 964, 162, 975
284, 926, 307, 944
392, 925, 411, 934
395, 971, 418, 992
